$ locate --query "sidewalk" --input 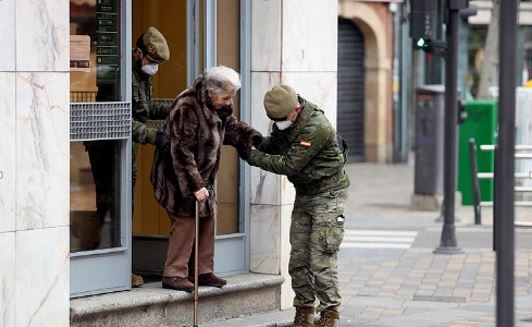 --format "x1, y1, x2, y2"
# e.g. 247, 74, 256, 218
335, 163, 532, 326
207, 163, 532, 326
